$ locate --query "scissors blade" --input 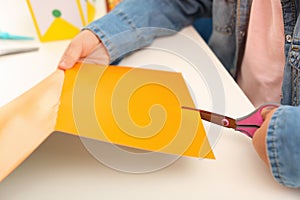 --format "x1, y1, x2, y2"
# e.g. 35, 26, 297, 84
181, 106, 236, 128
